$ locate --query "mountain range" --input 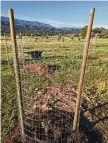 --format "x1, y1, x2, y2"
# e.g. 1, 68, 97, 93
1, 16, 53, 28
1, 16, 80, 35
